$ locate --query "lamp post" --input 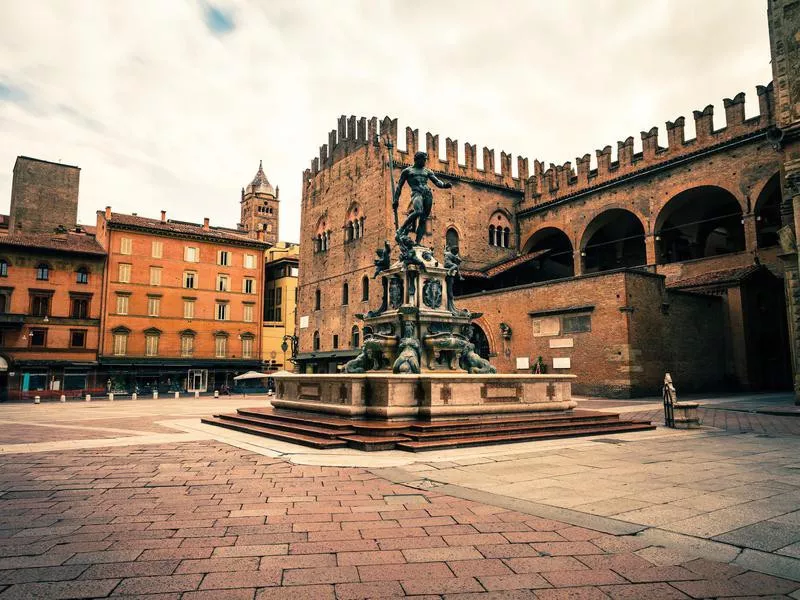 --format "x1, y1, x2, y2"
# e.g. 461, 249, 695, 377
281, 334, 299, 371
